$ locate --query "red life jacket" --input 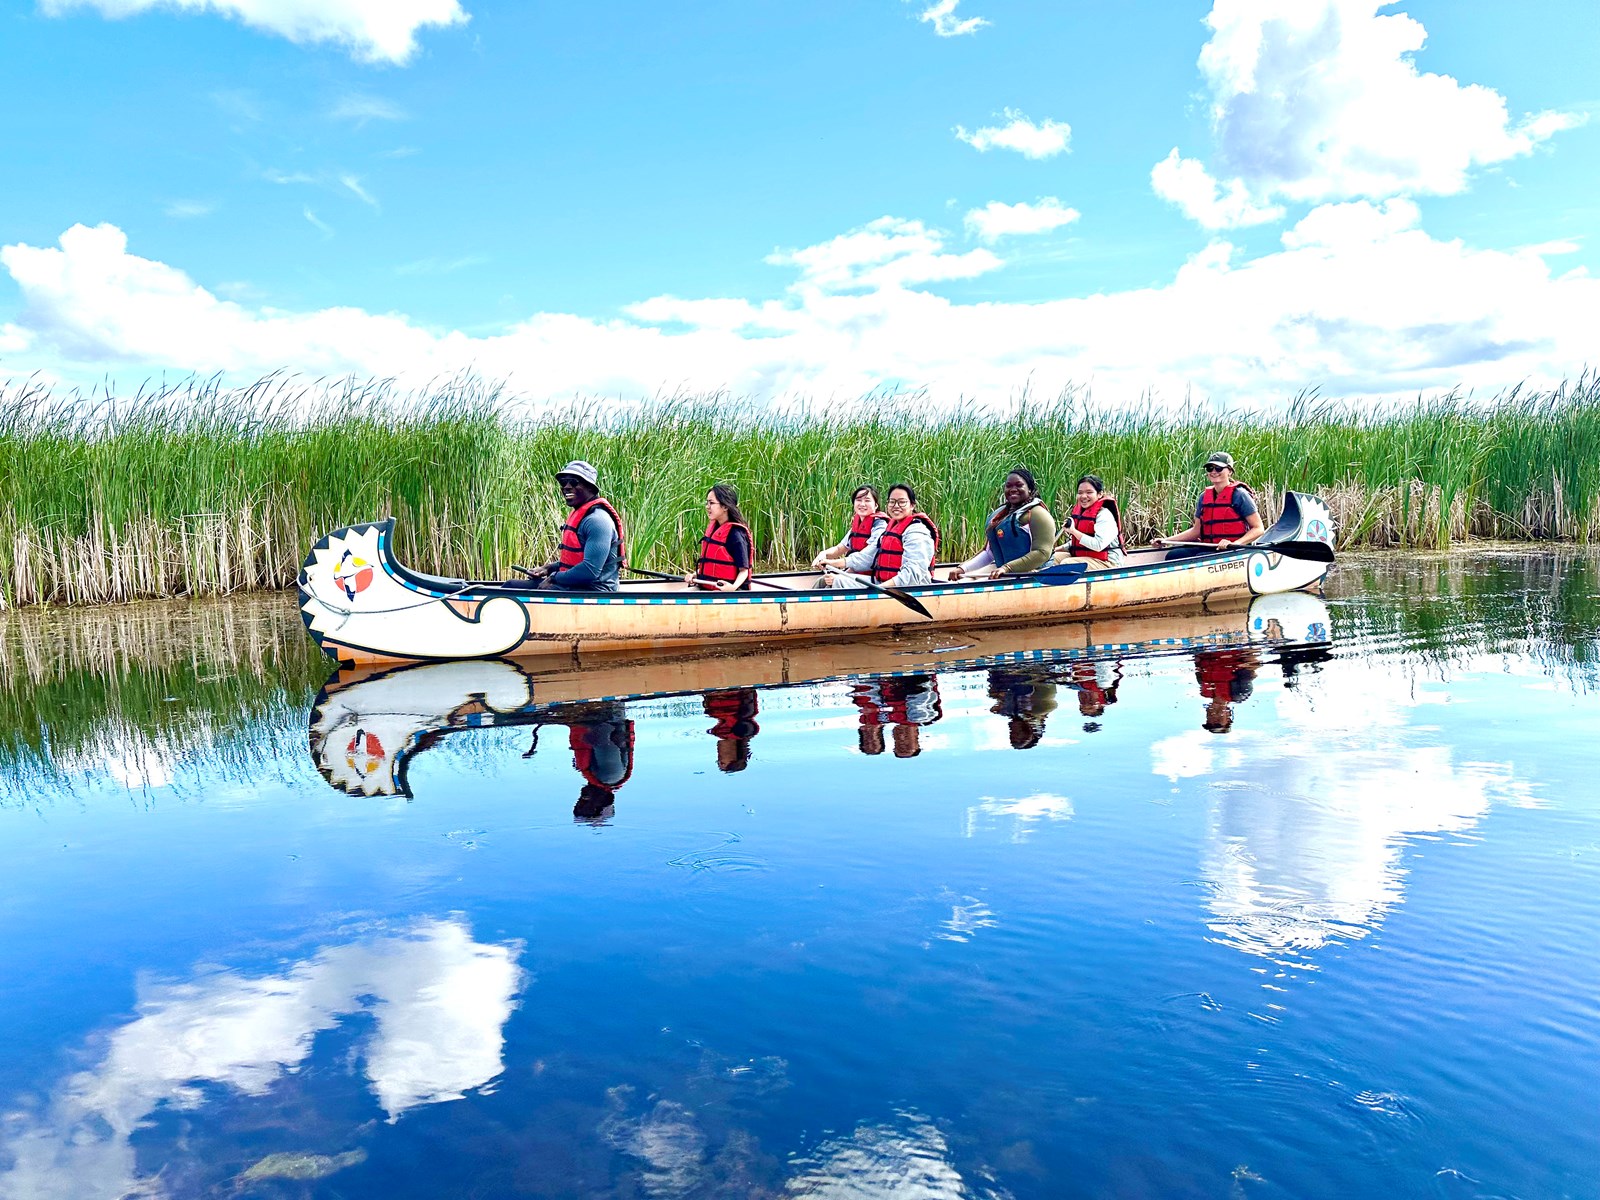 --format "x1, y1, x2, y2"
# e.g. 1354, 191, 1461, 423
558, 497, 626, 568
1199, 482, 1252, 542
569, 721, 635, 788
694, 520, 753, 589
849, 681, 889, 727
871, 513, 940, 582
1066, 497, 1120, 563
1195, 652, 1244, 700
848, 511, 885, 553
703, 689, 760, 737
